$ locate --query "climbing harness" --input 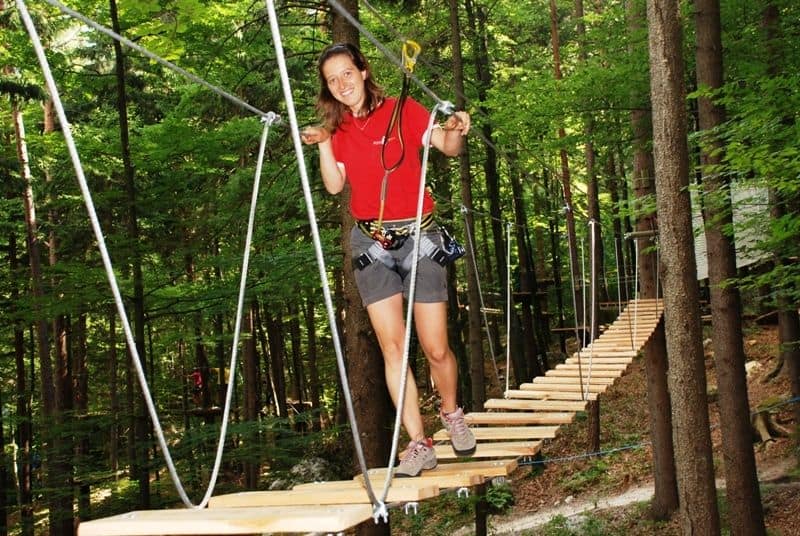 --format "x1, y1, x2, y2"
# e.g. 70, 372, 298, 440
353, 225, 462, 272
357, 211, 434, 250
